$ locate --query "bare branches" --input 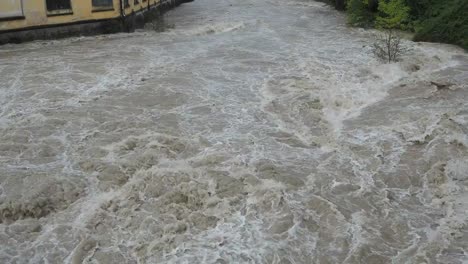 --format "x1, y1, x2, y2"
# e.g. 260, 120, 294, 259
372, 29, 406, 63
